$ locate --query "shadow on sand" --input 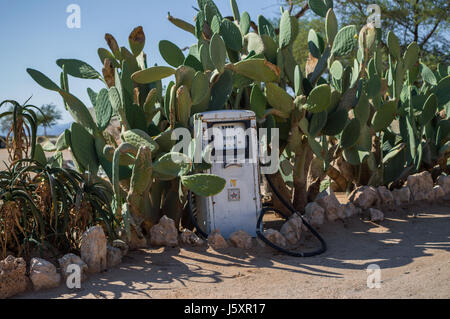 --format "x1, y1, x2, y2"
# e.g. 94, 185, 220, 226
19, 201, 450, 299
